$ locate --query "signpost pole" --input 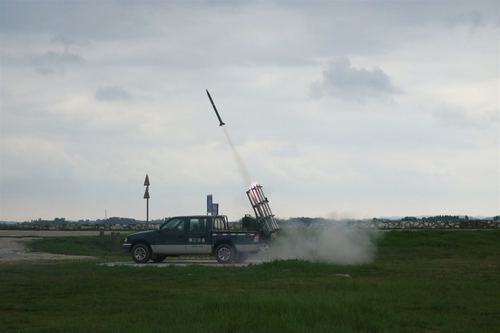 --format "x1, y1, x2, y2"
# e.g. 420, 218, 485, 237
144, 174, 150, 223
